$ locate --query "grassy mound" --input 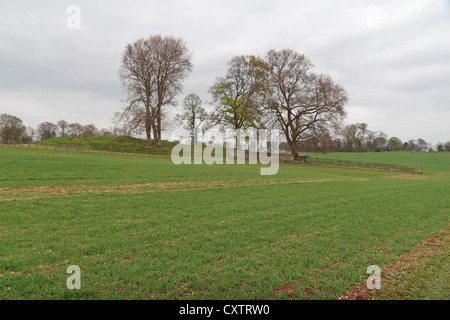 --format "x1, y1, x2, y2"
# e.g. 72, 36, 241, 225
40, 136, 178, 155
